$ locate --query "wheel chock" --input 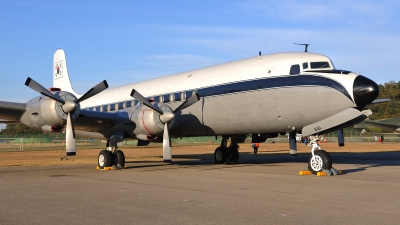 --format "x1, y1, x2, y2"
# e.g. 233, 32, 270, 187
96, 166, 113, 170
299, 169, 342, 176
299, 170, 312, 175
317, 171, 327, 176
97, 166, 128, 170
